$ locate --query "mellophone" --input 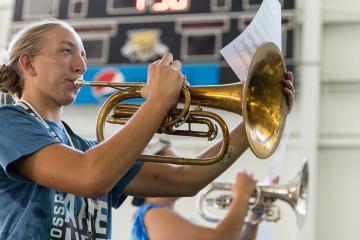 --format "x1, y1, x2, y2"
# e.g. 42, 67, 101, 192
197, 158, 309, 229
74, 42, 289, 165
